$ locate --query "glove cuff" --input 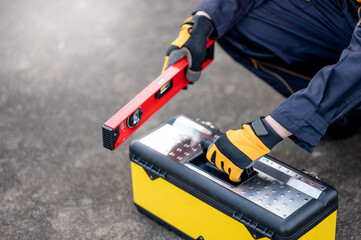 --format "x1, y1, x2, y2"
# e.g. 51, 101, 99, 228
250, 117, 283, 149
